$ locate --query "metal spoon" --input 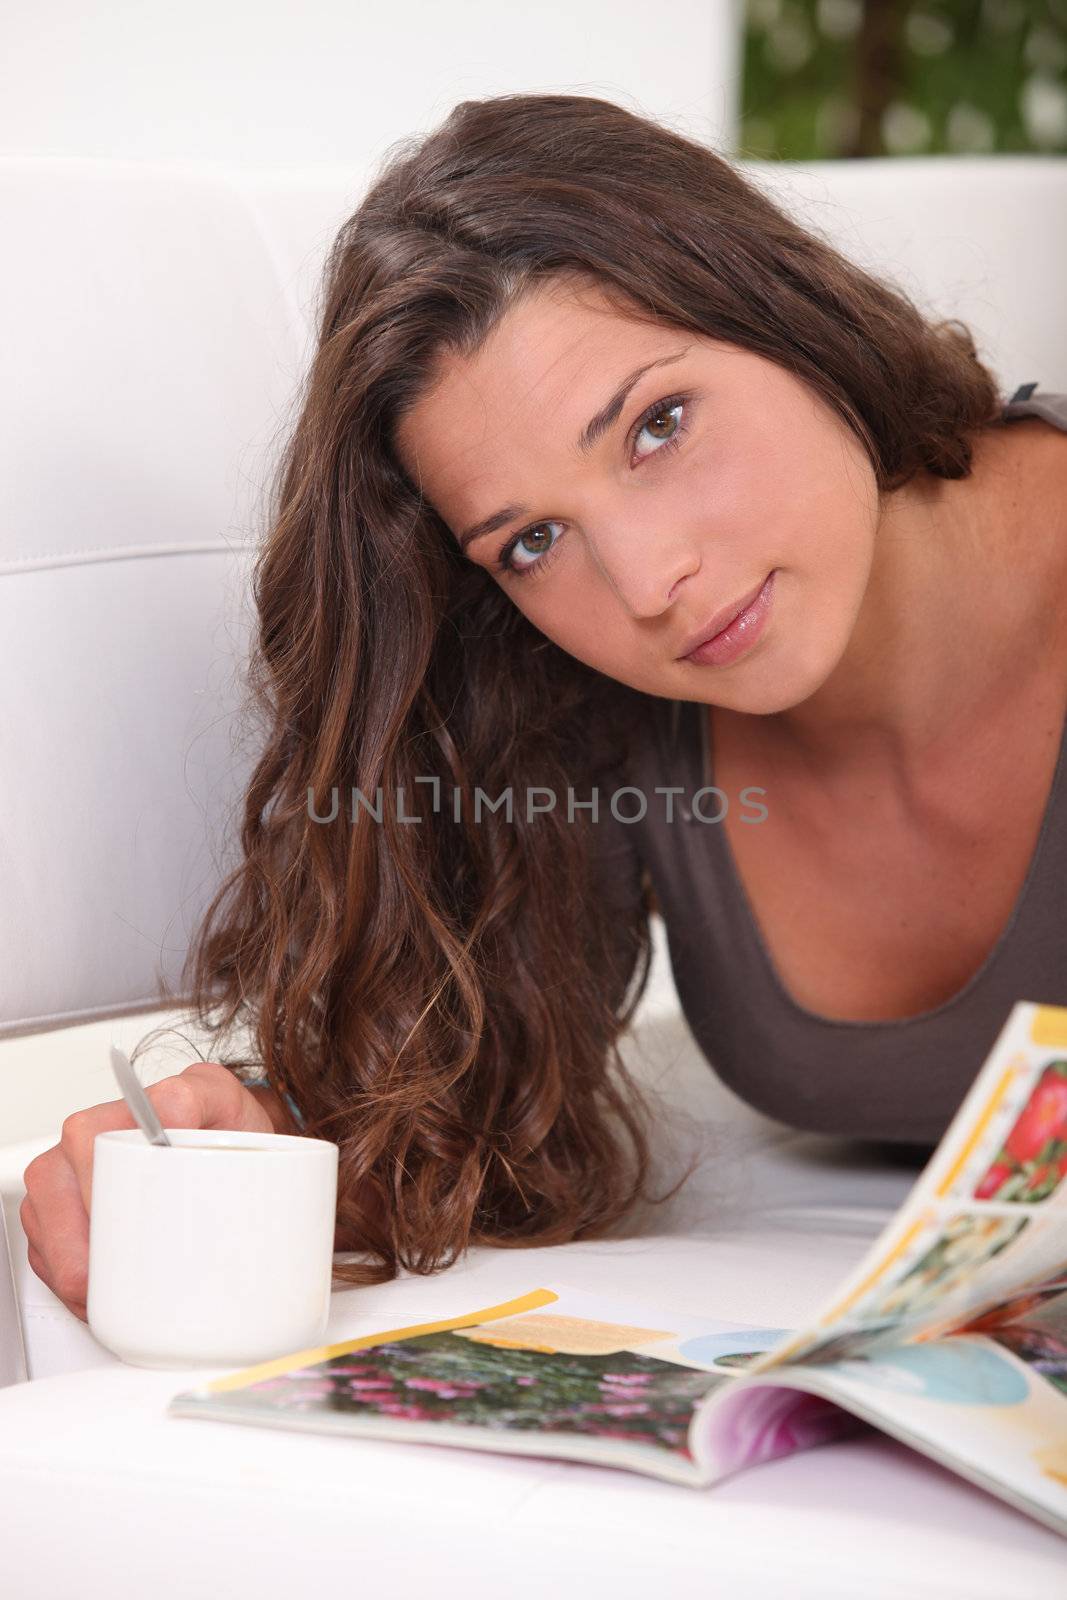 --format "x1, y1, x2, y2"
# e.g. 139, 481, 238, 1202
109, 1045, 173, 1147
